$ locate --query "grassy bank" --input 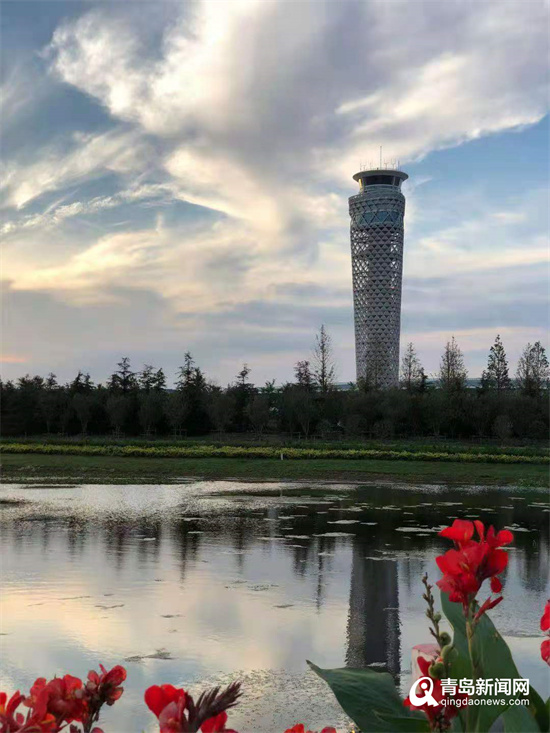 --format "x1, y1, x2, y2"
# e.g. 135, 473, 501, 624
1, 452, 547, 486
3, 435, 548, 457
1, 441, 548, 464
